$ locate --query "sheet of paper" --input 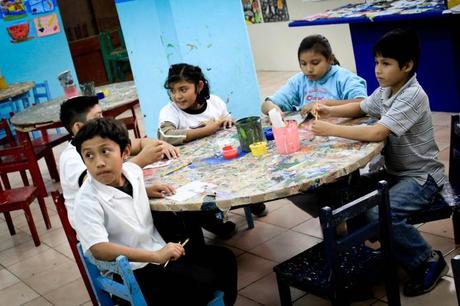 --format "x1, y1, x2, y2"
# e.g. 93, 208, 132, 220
284, 113, 307, 125
143, 159, 172, 169
166, 181, 217, 202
